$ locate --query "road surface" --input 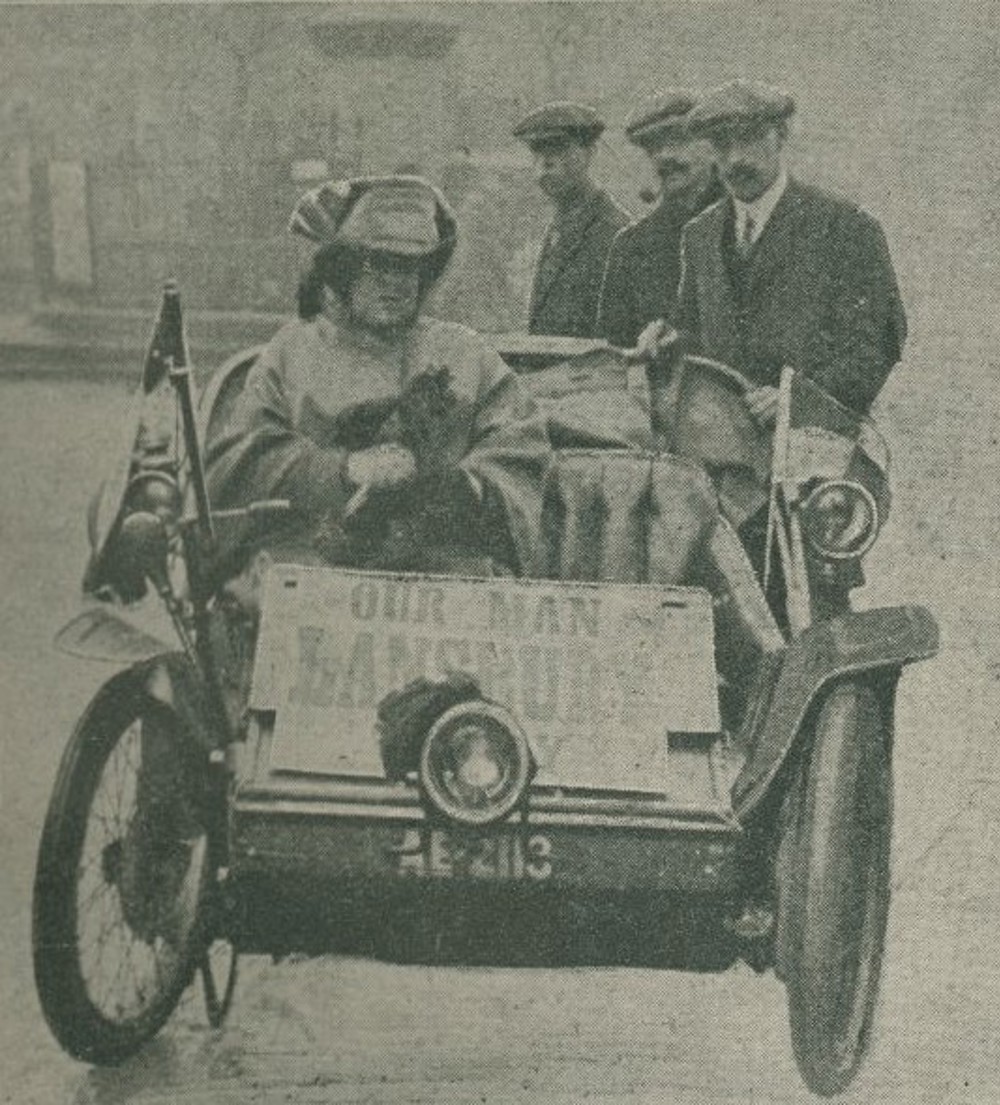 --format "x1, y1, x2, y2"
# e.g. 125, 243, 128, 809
1, 313, 998, 1104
